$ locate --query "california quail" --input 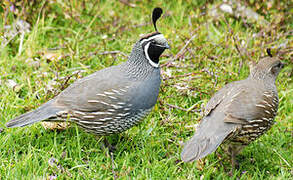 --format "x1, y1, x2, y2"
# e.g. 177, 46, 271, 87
6, 8, 170, 135
181, 51, 284, 169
